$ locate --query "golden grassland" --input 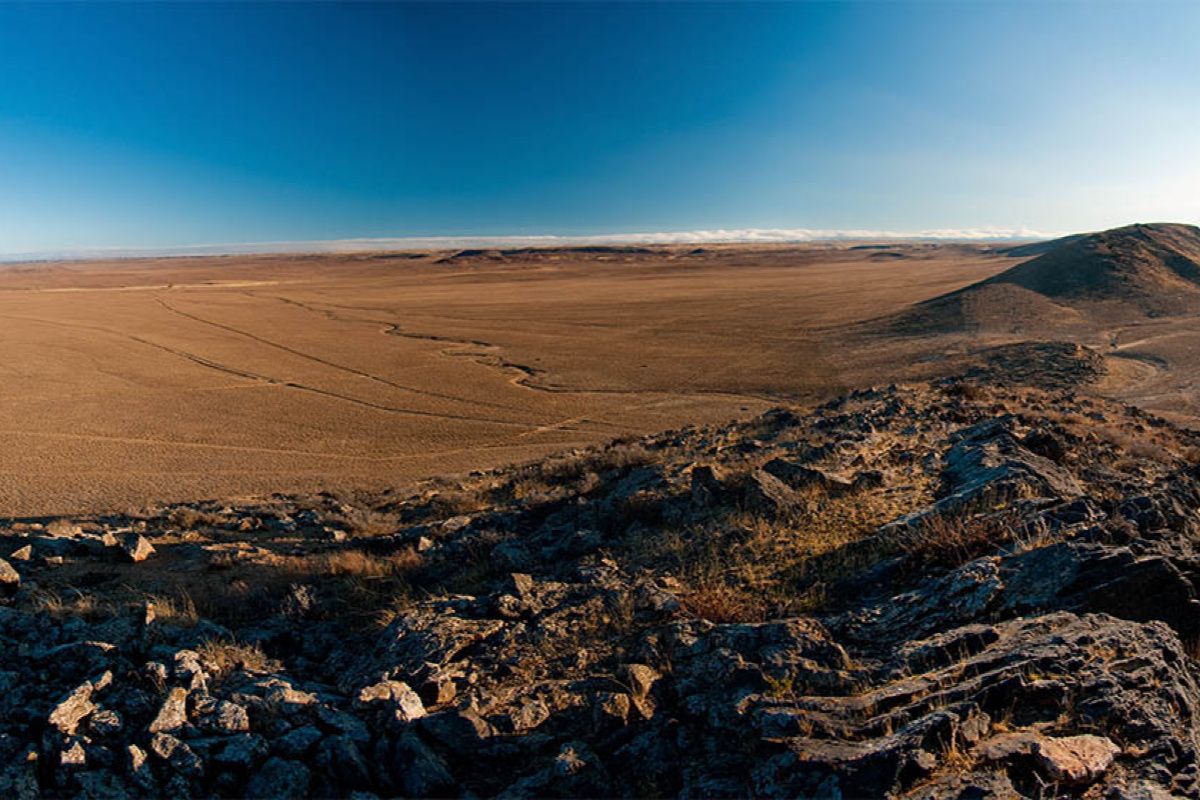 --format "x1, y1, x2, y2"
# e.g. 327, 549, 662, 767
0, 242, 1194, 516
